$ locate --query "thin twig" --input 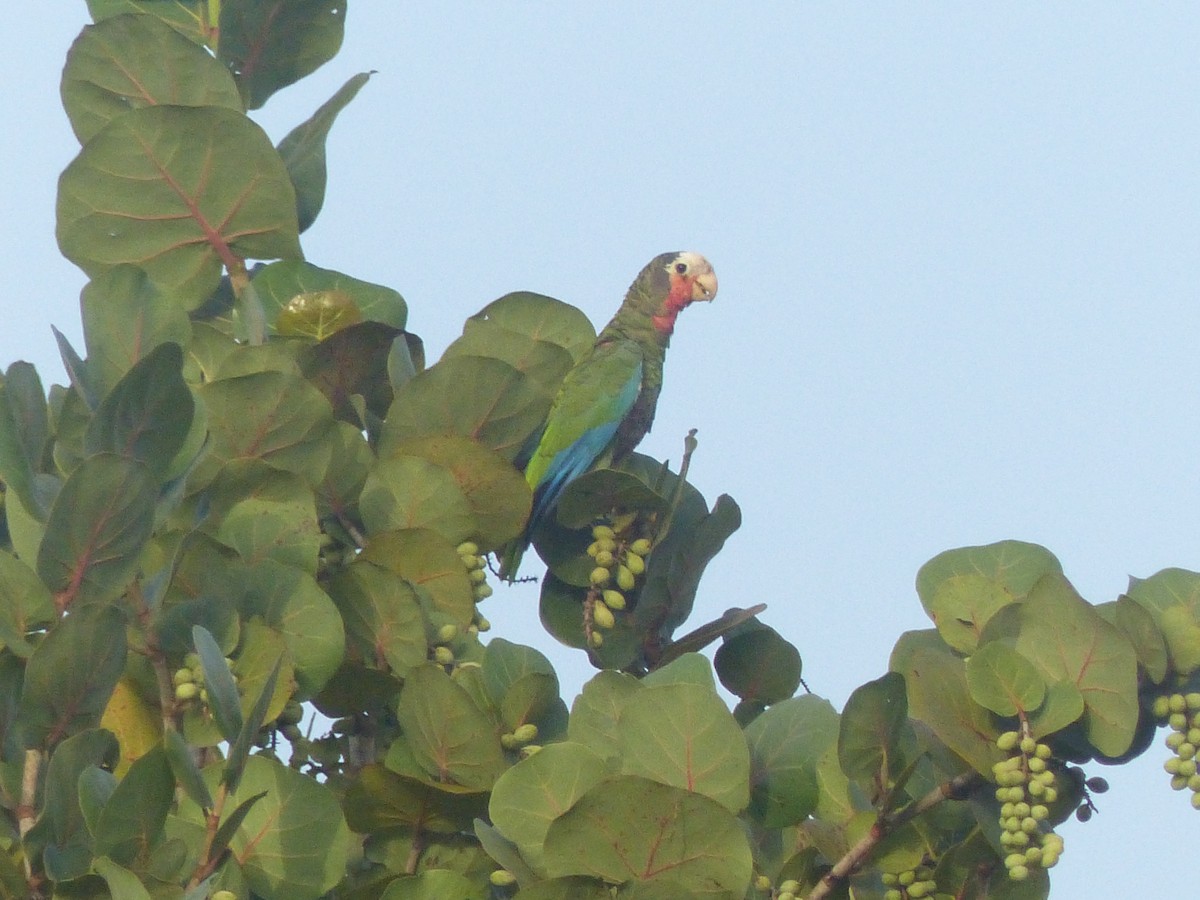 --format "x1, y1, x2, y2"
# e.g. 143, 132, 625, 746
18, 749, 41, 881
806, 770, 982, 900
